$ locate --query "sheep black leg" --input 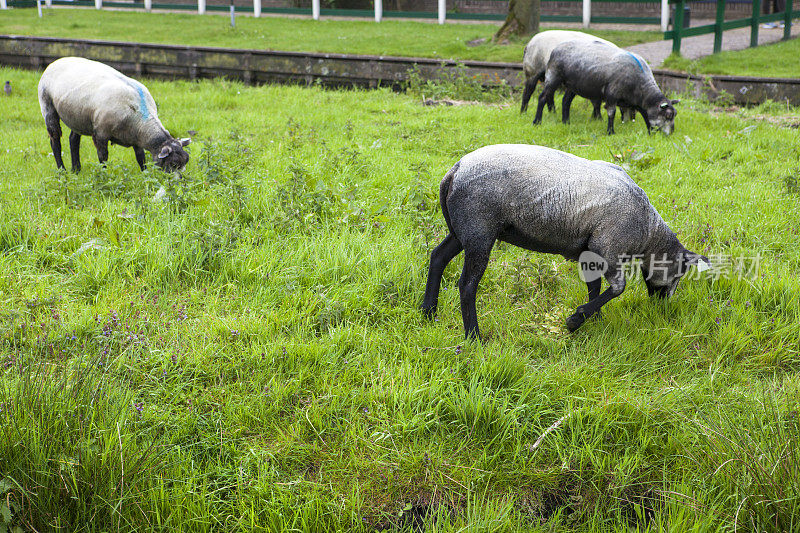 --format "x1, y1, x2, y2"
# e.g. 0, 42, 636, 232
562, 91, 576, 124
567, 270, 626, 332
44, 112, 64, 171
133, 147, 147, 171
532, 93, 548, 125
591, 99, 602, 120
641, 113, 652, 133
69, 131, 81, 173
92, 136, 109, 166
520, 76, 539, 113
458, 246, 492, 341
606, 104, 617, 135
534, 76, 560, 125
586, 278, 601, 301
533, 91, 547, 125
546, 93, 555, 113
422, 234, 464, 320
